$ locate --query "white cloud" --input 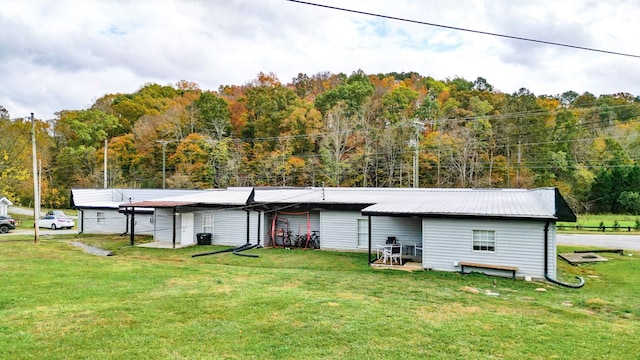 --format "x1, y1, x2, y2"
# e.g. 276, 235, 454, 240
1, 0, 639, 120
